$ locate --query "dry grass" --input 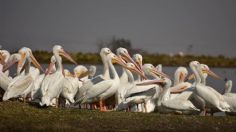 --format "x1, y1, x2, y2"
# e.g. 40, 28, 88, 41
0, 101, 236, 131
